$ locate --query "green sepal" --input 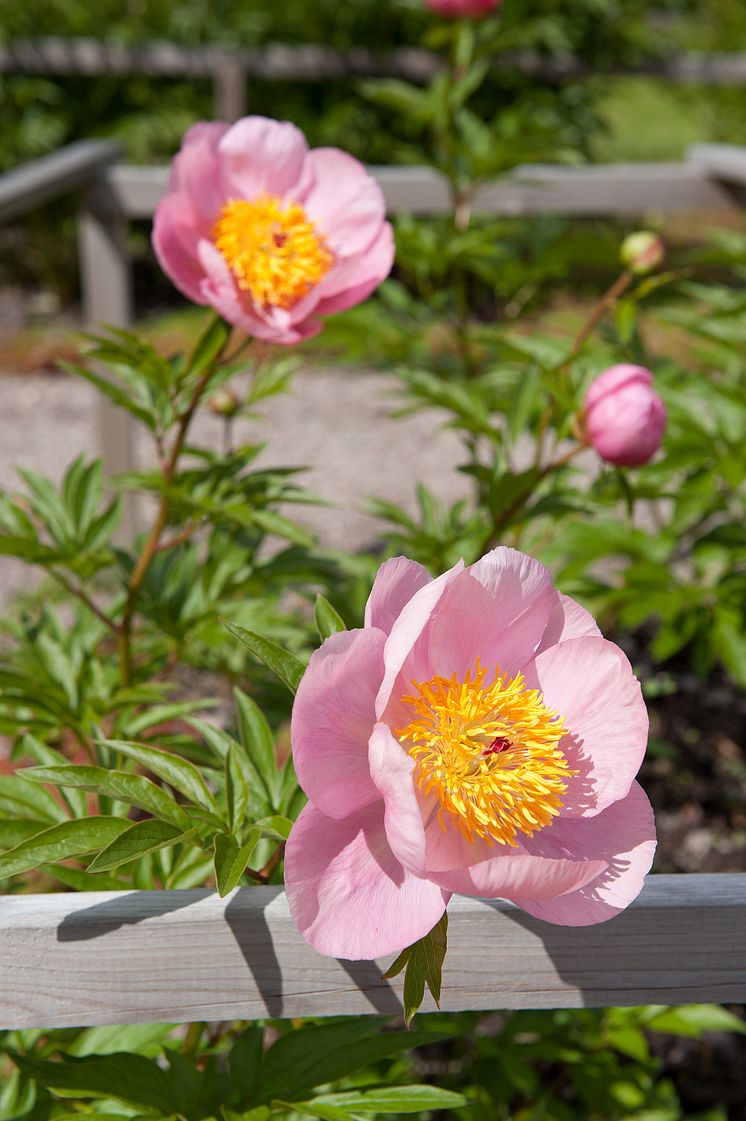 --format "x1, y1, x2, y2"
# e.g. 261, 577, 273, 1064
383, 910, 448, 1026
